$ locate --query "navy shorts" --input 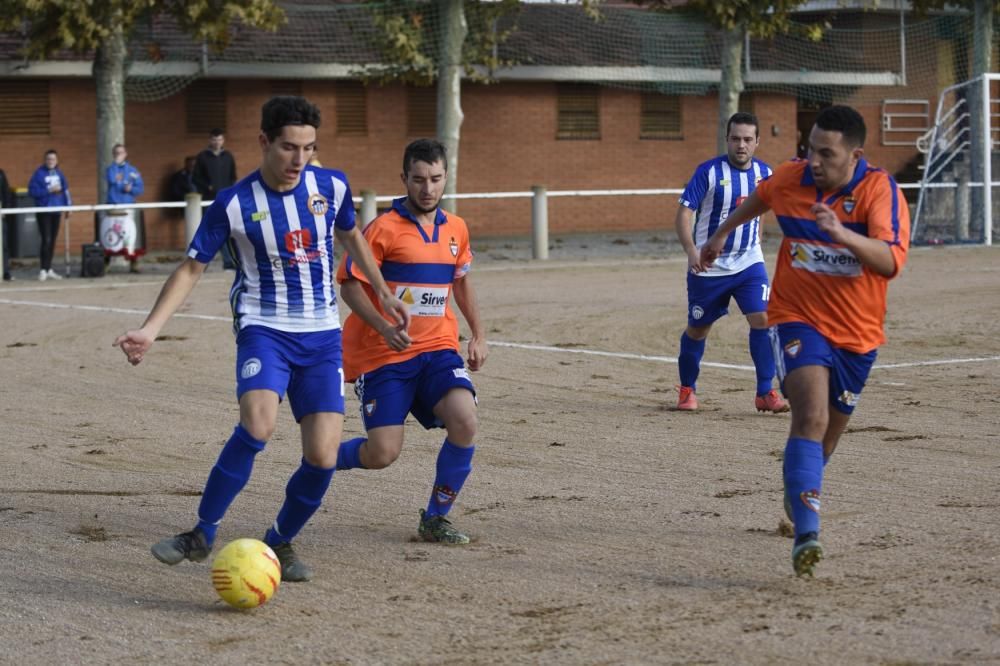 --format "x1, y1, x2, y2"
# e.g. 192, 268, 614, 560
770, 322, 878, 415
235, 325, 345, 422
354, 350, 476, 430
687, 261, 770, 327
